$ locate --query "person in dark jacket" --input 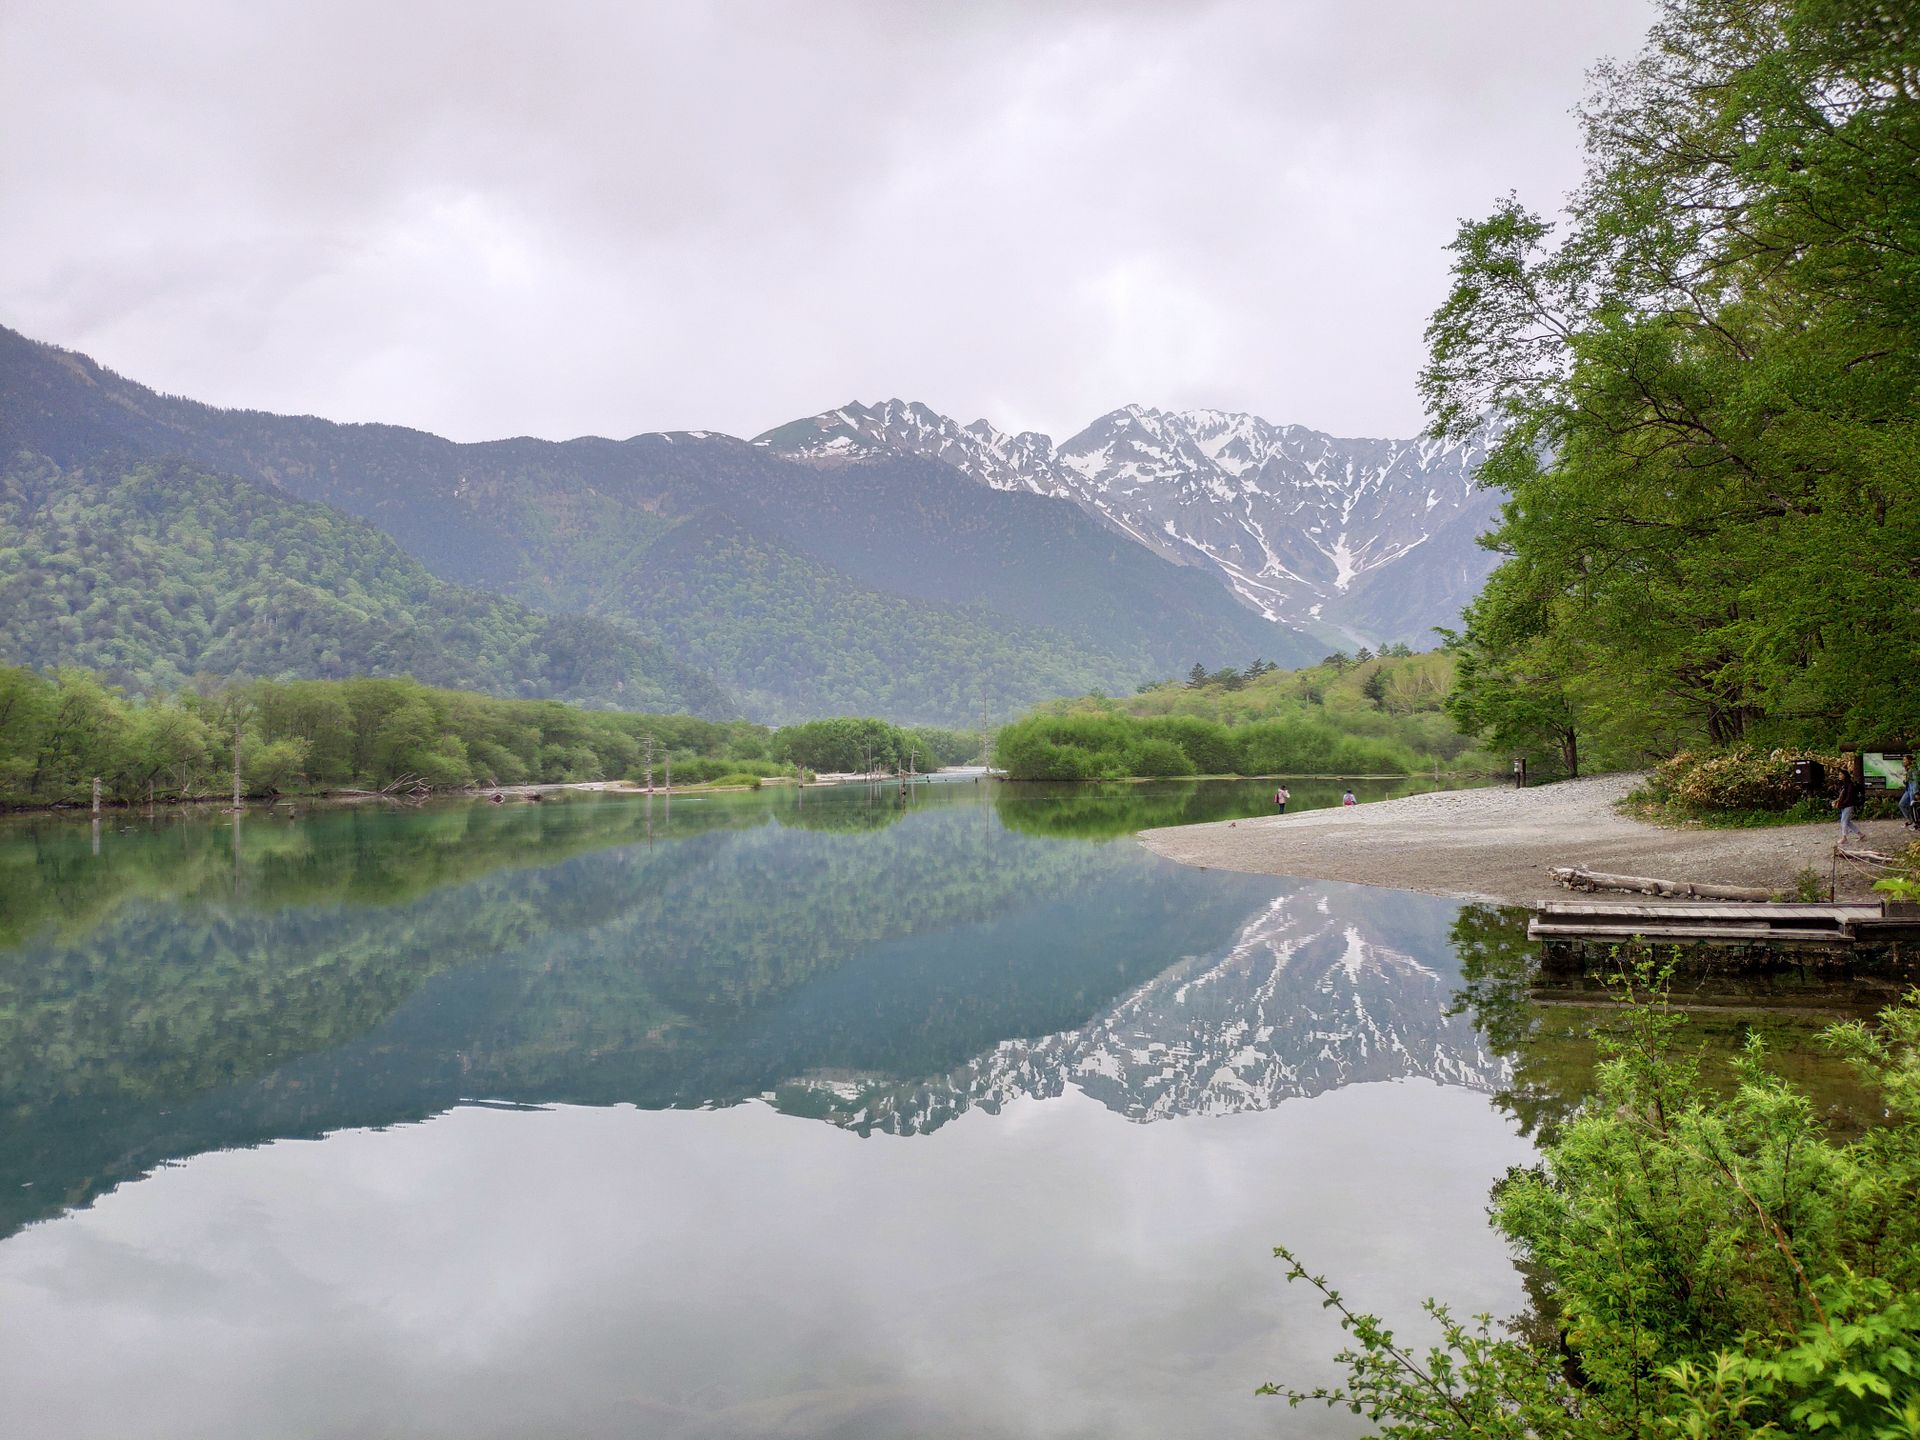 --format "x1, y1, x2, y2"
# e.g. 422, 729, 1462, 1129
1835, 767, 1865, 844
